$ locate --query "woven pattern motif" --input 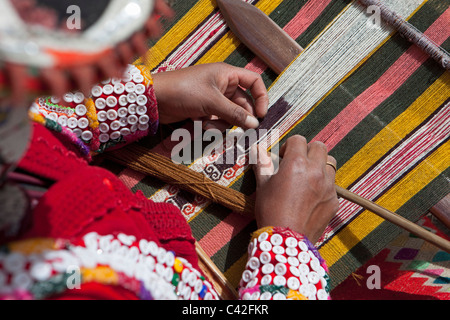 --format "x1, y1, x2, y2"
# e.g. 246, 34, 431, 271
101, 0, 450, 291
